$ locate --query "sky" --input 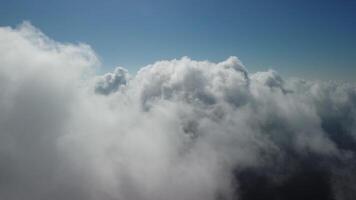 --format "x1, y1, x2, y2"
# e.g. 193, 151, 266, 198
1, 0, 356, 80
